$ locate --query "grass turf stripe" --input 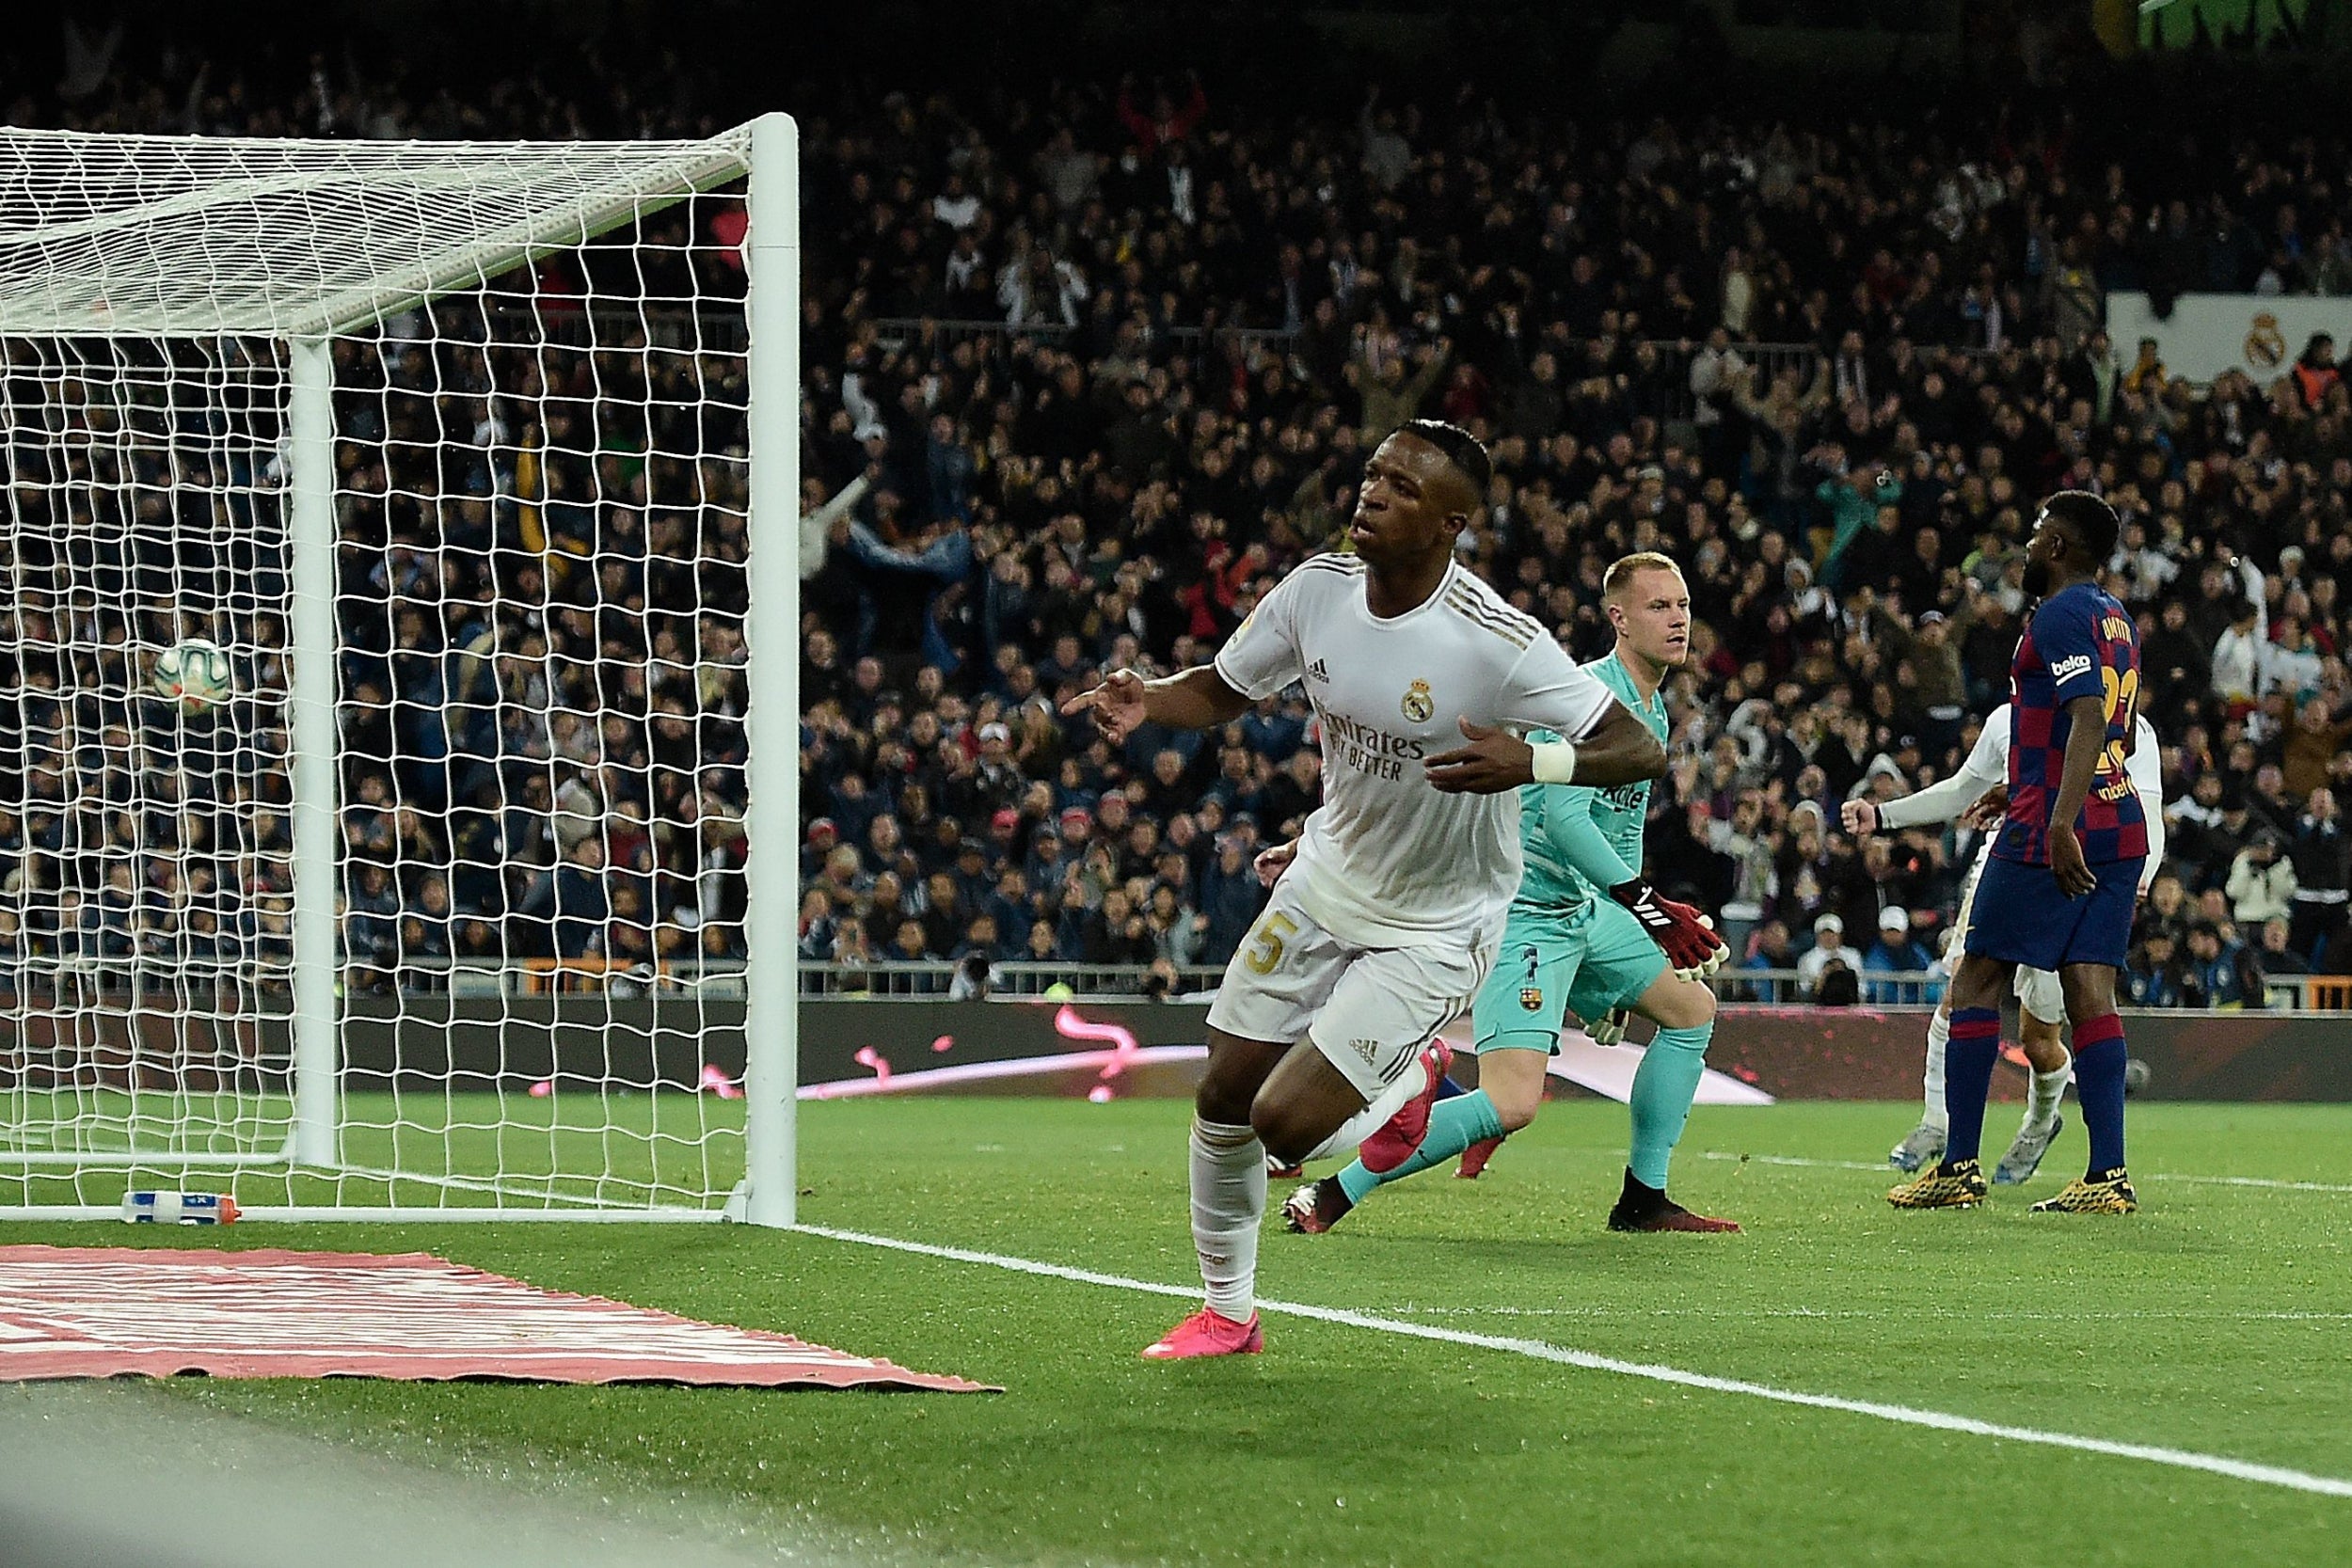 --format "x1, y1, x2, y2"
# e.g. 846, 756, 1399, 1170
795, 1222, 2352, 1501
